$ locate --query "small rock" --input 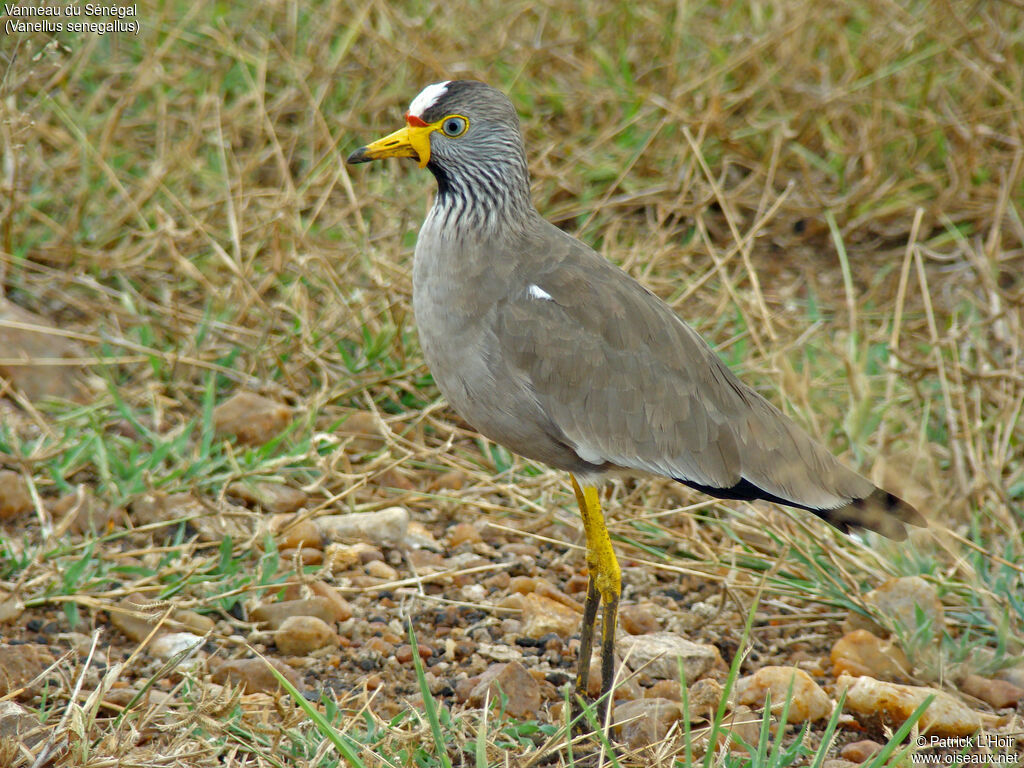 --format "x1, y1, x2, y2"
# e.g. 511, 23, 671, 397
279, 547, 323, 566
647, 679, 681, 701
209, 657, 303, 695
822, 761, 858, 768
250, 598, 336, 629
317, 507, 409, 547
734, 666, 832, 723
468, 661, 541, 719
230, 482, 307, 514
718, 704, 761, 751
365, 559, 399, 580
396, 643, 434, 664
846, 576, 944, 637
339, 411, 385, 454
430, 470, 467, 491
0, 700, 45, 749
831, 630, 911, 681
0, 299, 87, 402
686, 677, 724, 720
840, 740, 883, 762
0, 643, 56, 696
109, 597, 163, 643
275, 615, 338, 655
265, 513, 321, 550
173, 609, 216, 635
619, 632, 720, 681
0, 471, 32, 520
407, 549, 445, 572
995, 663, 1024, 689
620, 604, 659, 635
613, 697, 681, 749
308, 581, 353, 622
51, 487, 113, 533
961, 673, 1024, 709
521, 593, 580, 639
447, 521, 482, 546
149, 632, 204, 661
0, 591, 24, 624
838, 673, 995, 736
213, 391, 291, 445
